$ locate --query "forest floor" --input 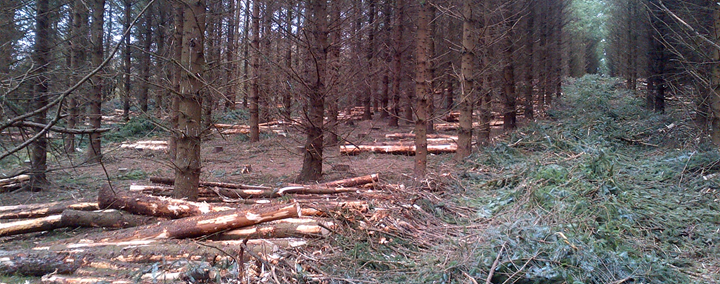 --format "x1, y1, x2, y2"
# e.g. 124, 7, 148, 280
0, 75, 719, 283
